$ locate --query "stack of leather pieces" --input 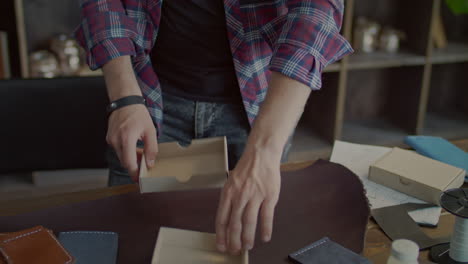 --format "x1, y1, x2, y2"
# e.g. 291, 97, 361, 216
0, 160, 370, 263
